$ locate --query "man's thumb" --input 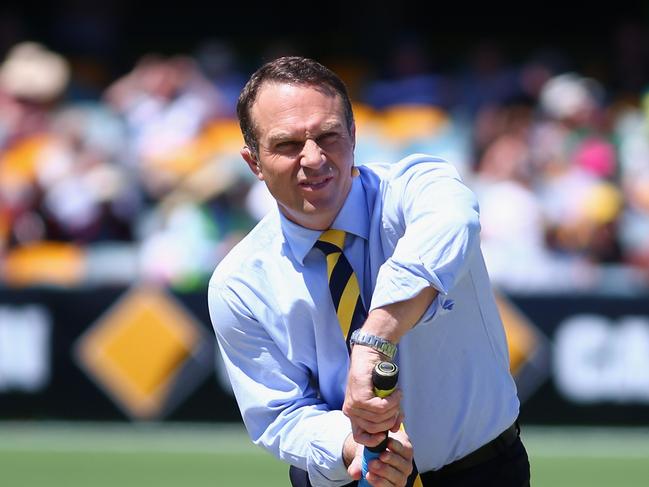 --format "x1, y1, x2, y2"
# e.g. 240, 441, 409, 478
347, 455, 362, 480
